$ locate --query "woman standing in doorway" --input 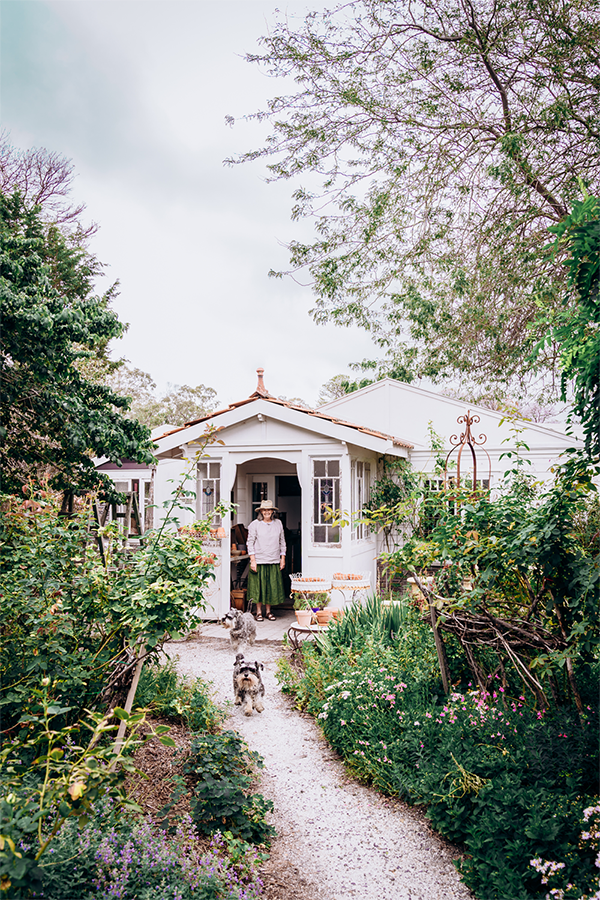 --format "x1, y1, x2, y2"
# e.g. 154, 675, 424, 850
247, 500, 286, 621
